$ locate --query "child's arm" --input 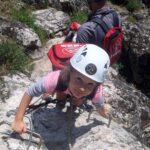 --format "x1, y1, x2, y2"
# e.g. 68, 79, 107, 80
92, 85, 111, 118
11, 78, 46, 133
11, 71, 60, 133
11, 93, 32, 133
